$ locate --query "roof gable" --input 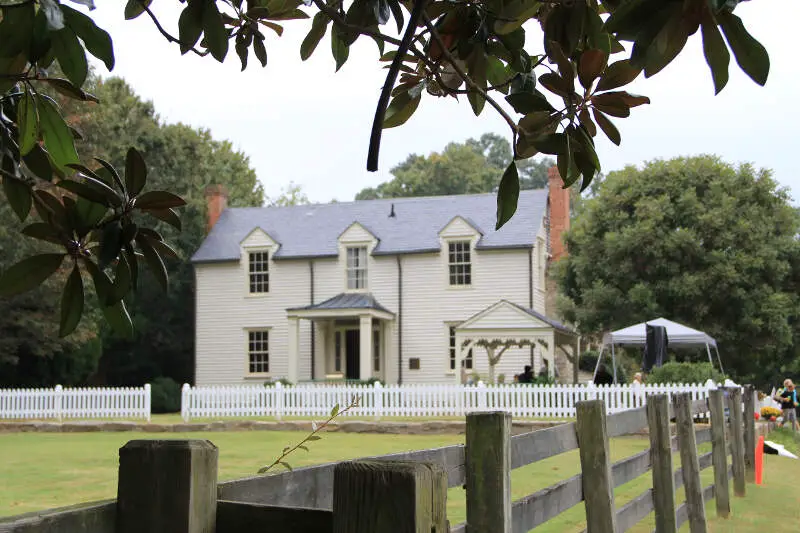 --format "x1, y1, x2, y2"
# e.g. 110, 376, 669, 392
338, 221, 379, 244
439, 215, 483, 239
192, 189, 548, 263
